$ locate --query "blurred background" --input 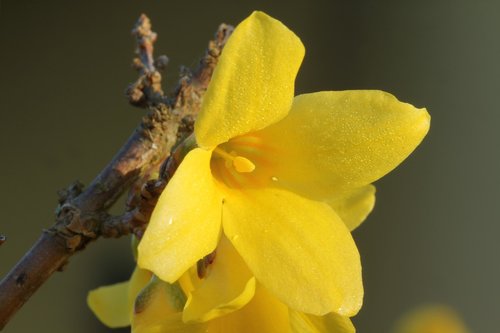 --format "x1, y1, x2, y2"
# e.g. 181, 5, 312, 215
1, 0, 498, 332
